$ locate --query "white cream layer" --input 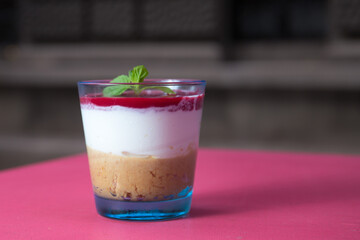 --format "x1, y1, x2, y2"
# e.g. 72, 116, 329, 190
80, 104, 202, 158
